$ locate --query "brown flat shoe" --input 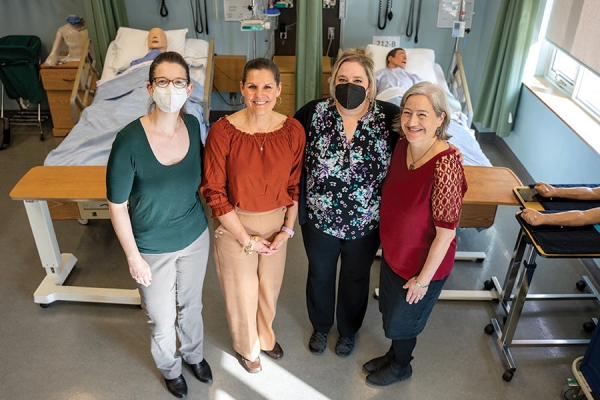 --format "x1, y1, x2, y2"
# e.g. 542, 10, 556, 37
239, 354, 262, 373
262, 342, 284, 360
